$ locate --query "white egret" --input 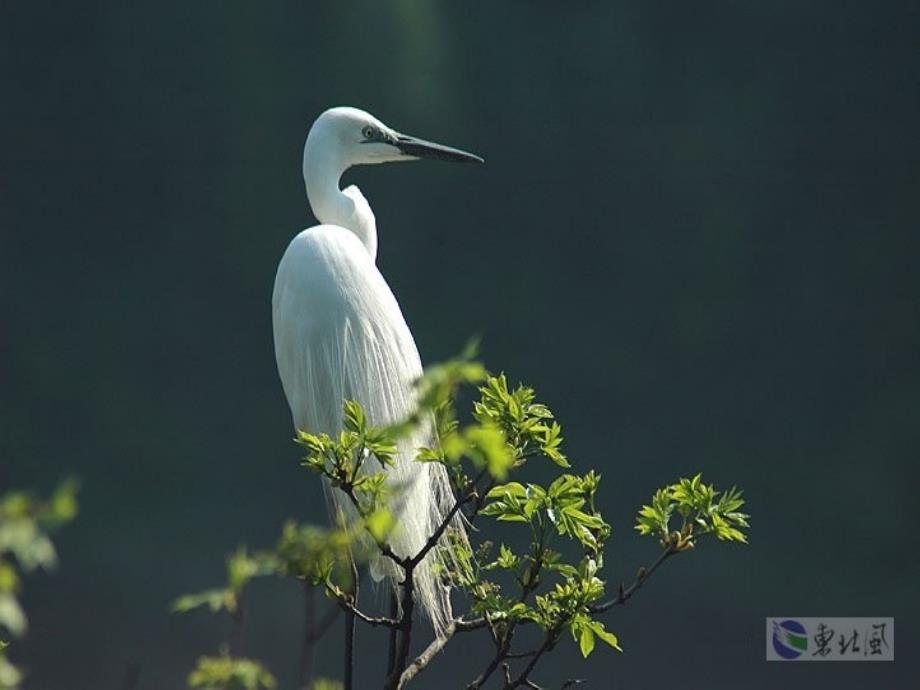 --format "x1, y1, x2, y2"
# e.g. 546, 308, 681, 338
272, 107, 483, 641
